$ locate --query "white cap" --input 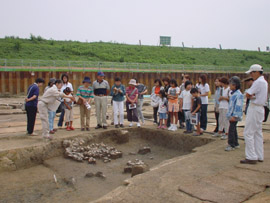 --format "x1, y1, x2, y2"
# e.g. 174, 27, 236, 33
245, 64, 263, 74
129, 79, 137, 86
